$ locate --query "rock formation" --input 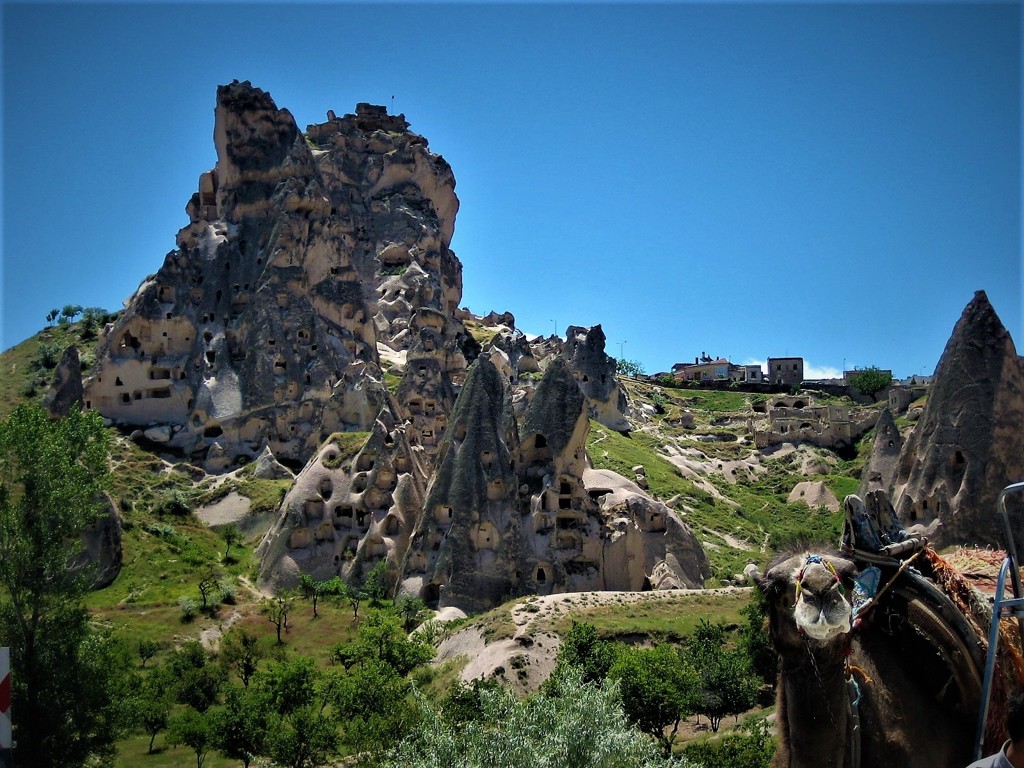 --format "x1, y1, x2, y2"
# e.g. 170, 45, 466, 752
859, 407, 902, 497
43, 344, 83, 417
83, 82, 465, 472
72, 80, 710, 606
563, 325, 630, 431
403, 356, 522, 611
891, 291, 1024, 546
